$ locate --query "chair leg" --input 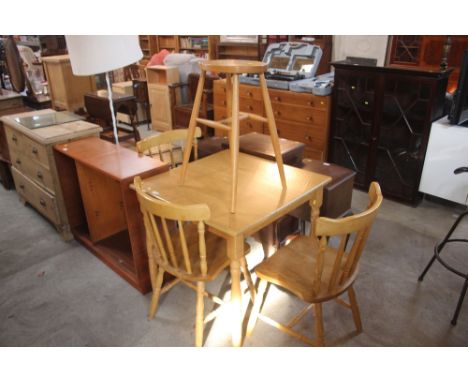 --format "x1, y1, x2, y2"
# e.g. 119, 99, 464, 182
148, 267, 165, 320
348, 286, 363, 333
451, 279, 468, 326
314, 303, 325, 346
195, 281, 205, 347
259, 73, 286, 189
229, 74, 240, 214
240, 257, 256, 302
246, 279, 268, 337
180, 71, 206, 184
418, 254, 437, 281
